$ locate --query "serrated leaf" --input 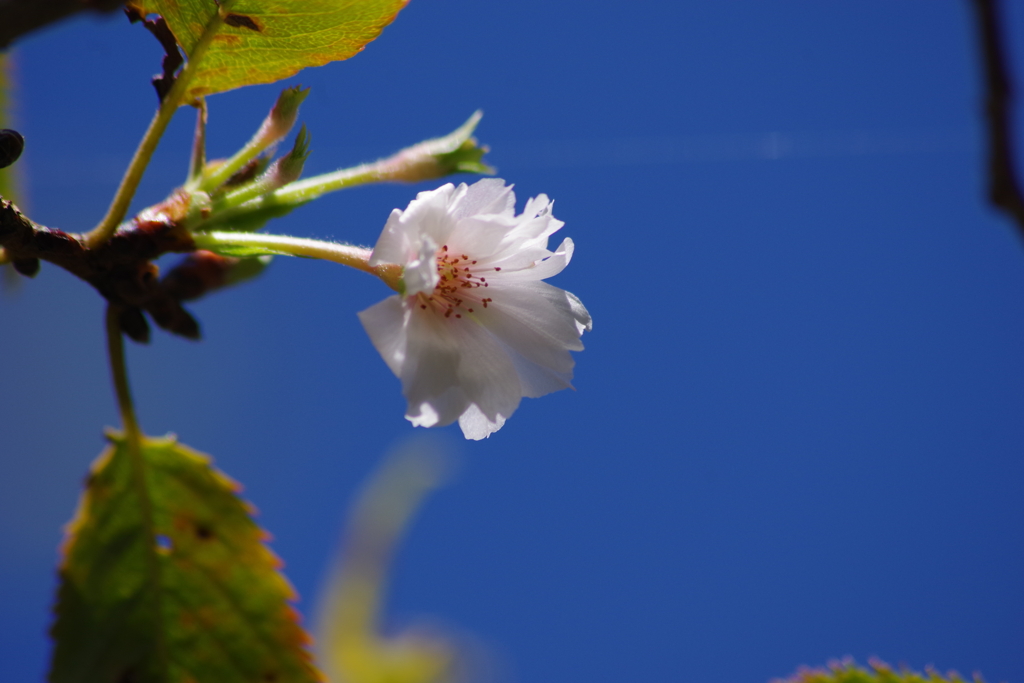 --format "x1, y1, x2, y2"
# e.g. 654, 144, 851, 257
130, 0, 409, 99
51, 432, 320, 683
777, 660, 983, 683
